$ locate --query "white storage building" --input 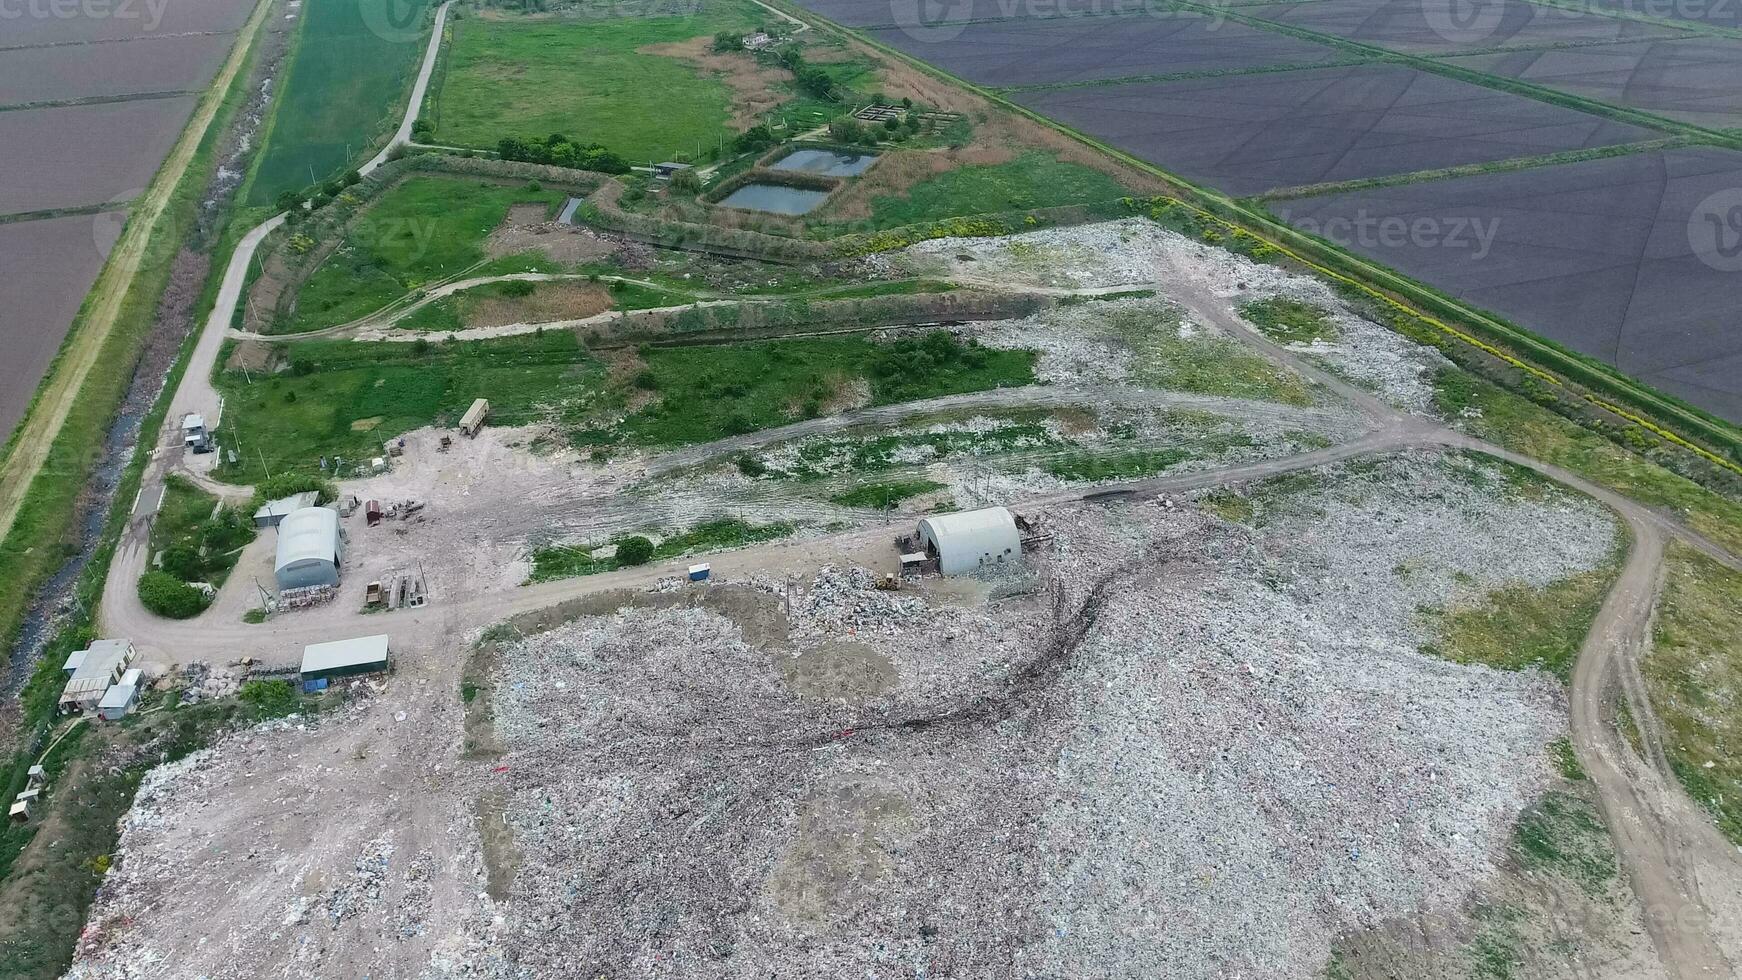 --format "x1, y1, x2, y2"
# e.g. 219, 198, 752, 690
915, 507, 1021, 576
58, 639, 136, 715
254, 491, 320, 528
98, 668, 144, 721
275, 507, 344, 591
300, 634, 391, 683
